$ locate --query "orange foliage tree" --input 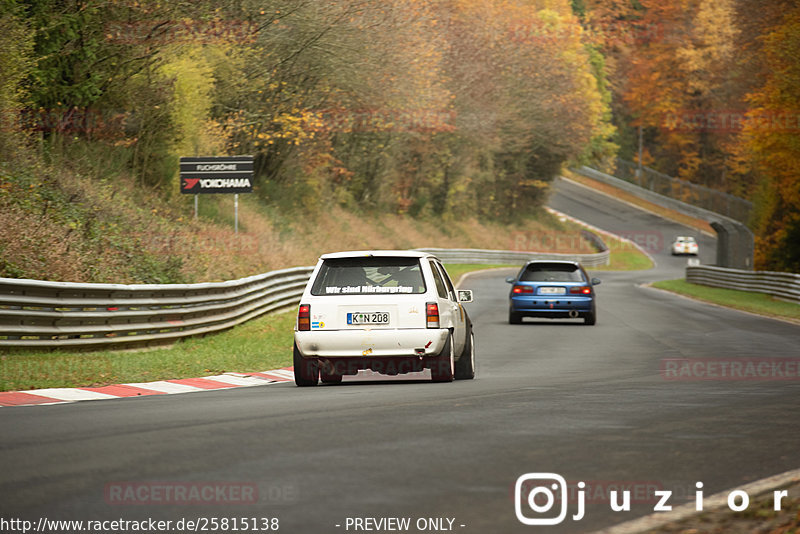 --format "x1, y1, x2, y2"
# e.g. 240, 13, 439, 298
737, 6, 800, 271
579, 0, 799, 270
